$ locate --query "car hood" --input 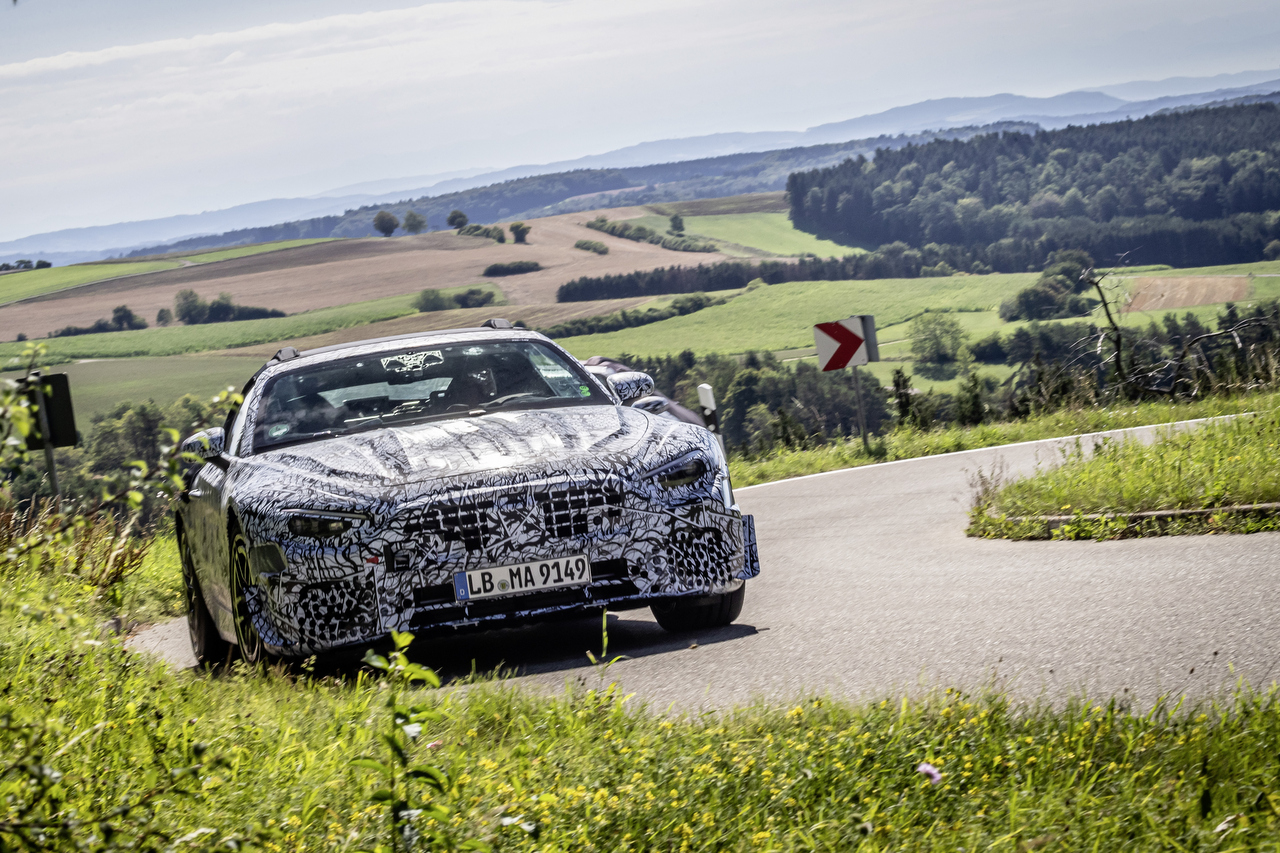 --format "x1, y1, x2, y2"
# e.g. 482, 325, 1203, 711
239, 405, 683, 495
